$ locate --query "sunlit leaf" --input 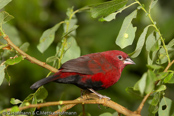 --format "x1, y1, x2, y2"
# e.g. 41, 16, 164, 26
116, 10, 137, 49
0, 65, 5, 85
61, 37, 81, 64
5, 56, 23, 65
149, 0, 158, 10
0, 0, 12, 9
99, 112, 112, 116
90, 0, 128, 18
131, 26, 149, 58
159, 97, 174, 116
0, 11, 14, 25
11, 106, 19, 112
146, 31, 156, 52
19, 42, 30, 52
37, 23, 61, 53
46, 56, 59, 63
155, 85, 166, 93
133, 73, 147, 95
10, 98, 22, 105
